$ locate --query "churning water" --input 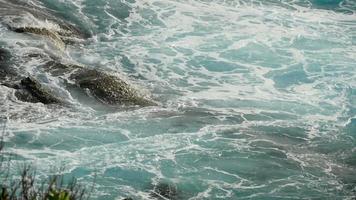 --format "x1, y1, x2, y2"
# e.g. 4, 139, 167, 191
0, 0, 355, 199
